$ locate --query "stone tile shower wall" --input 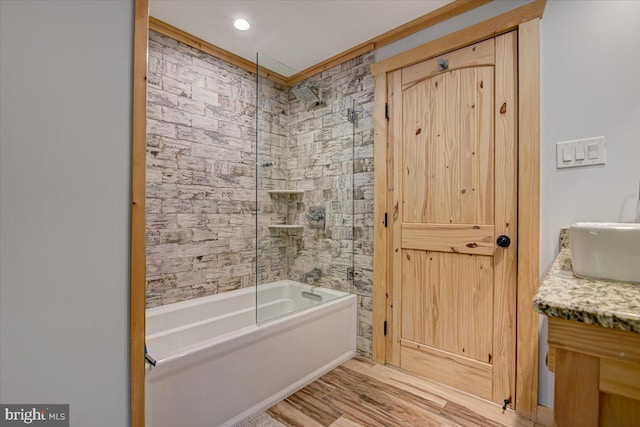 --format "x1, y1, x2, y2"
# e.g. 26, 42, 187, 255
145, 30, 375, 358
255, 77, 292, 284
350, 54, 375, 359
145, 30, 287, 307
286, 53, 375, 357
270, 87, 353, 296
